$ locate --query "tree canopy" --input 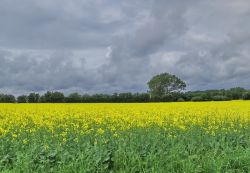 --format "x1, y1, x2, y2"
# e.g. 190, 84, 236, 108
147, 73, 186, 97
